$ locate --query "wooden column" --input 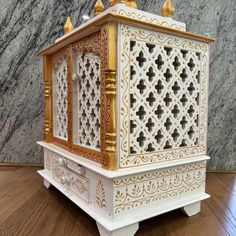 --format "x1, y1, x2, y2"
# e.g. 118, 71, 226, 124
102, 22, 117, 170
66, 46, 74, 145
43, 56, 53, 142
